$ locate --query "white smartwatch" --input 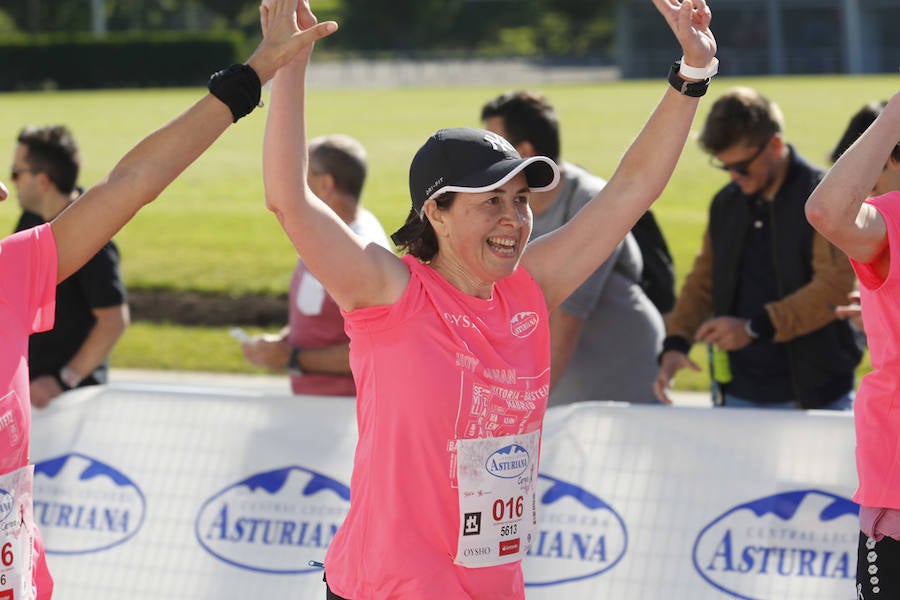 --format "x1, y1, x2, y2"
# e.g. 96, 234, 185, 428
59, 365, 83, 389
678, 56, 719, 80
